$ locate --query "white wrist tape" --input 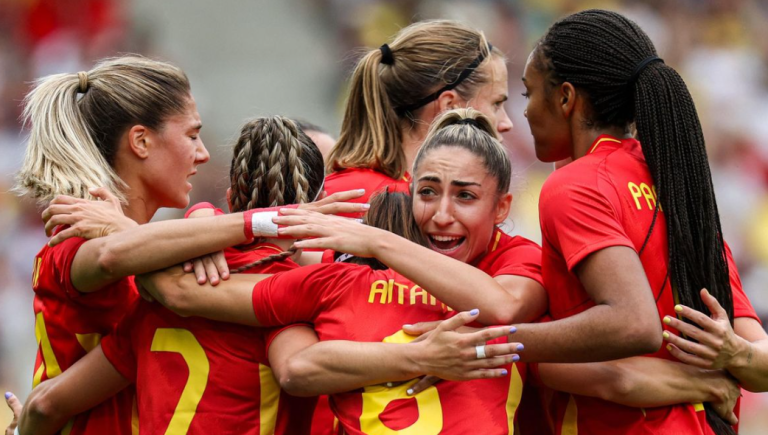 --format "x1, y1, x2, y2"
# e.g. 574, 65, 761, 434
251, 211, 279, 237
